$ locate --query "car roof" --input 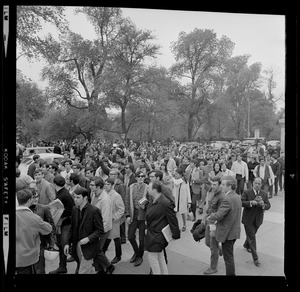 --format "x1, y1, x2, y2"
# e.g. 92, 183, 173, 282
27, 153, 64, 159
